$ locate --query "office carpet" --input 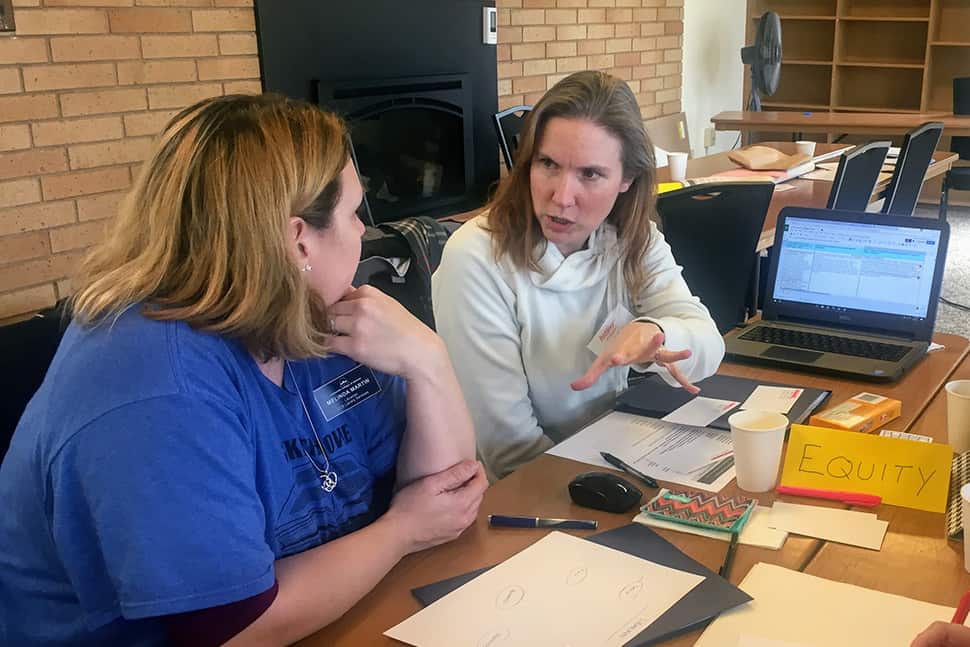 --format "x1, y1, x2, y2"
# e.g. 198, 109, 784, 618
930, 204, 970, 339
